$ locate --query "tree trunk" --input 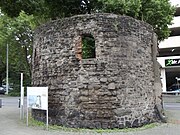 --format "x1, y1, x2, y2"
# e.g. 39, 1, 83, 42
24, 46, 31, 77
0, 74, 3, 86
